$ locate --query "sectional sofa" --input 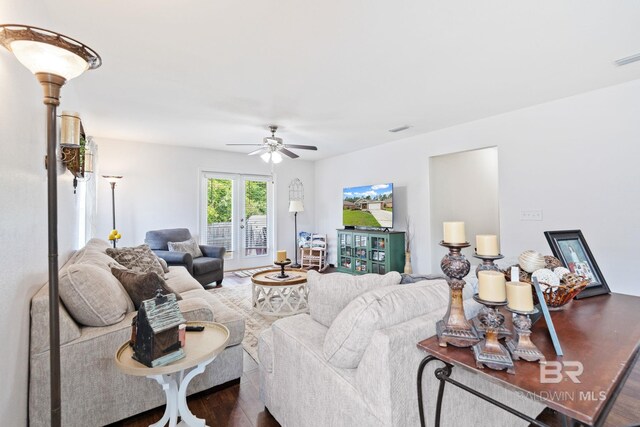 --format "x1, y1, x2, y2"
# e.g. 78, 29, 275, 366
259, 270, 544, 427
29, 238, 245, 427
